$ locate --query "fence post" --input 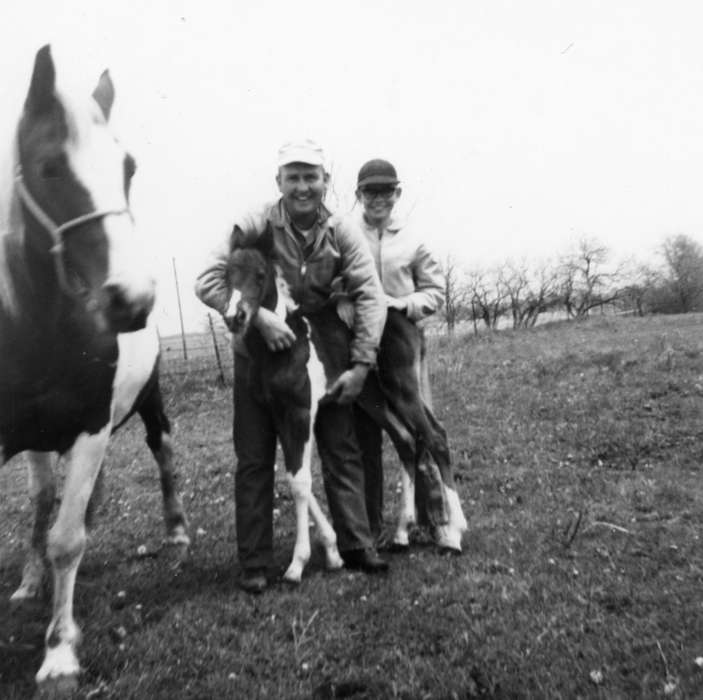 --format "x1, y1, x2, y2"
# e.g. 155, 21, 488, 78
172, 257, 188, 360
207, 313, 226, 386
